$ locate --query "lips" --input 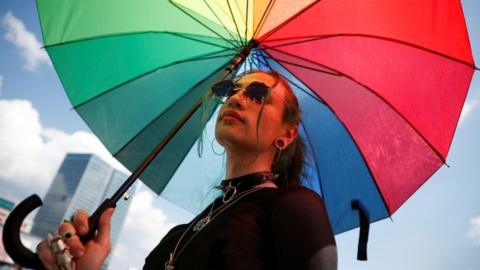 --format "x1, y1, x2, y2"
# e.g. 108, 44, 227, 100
220, 110, 244, 122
